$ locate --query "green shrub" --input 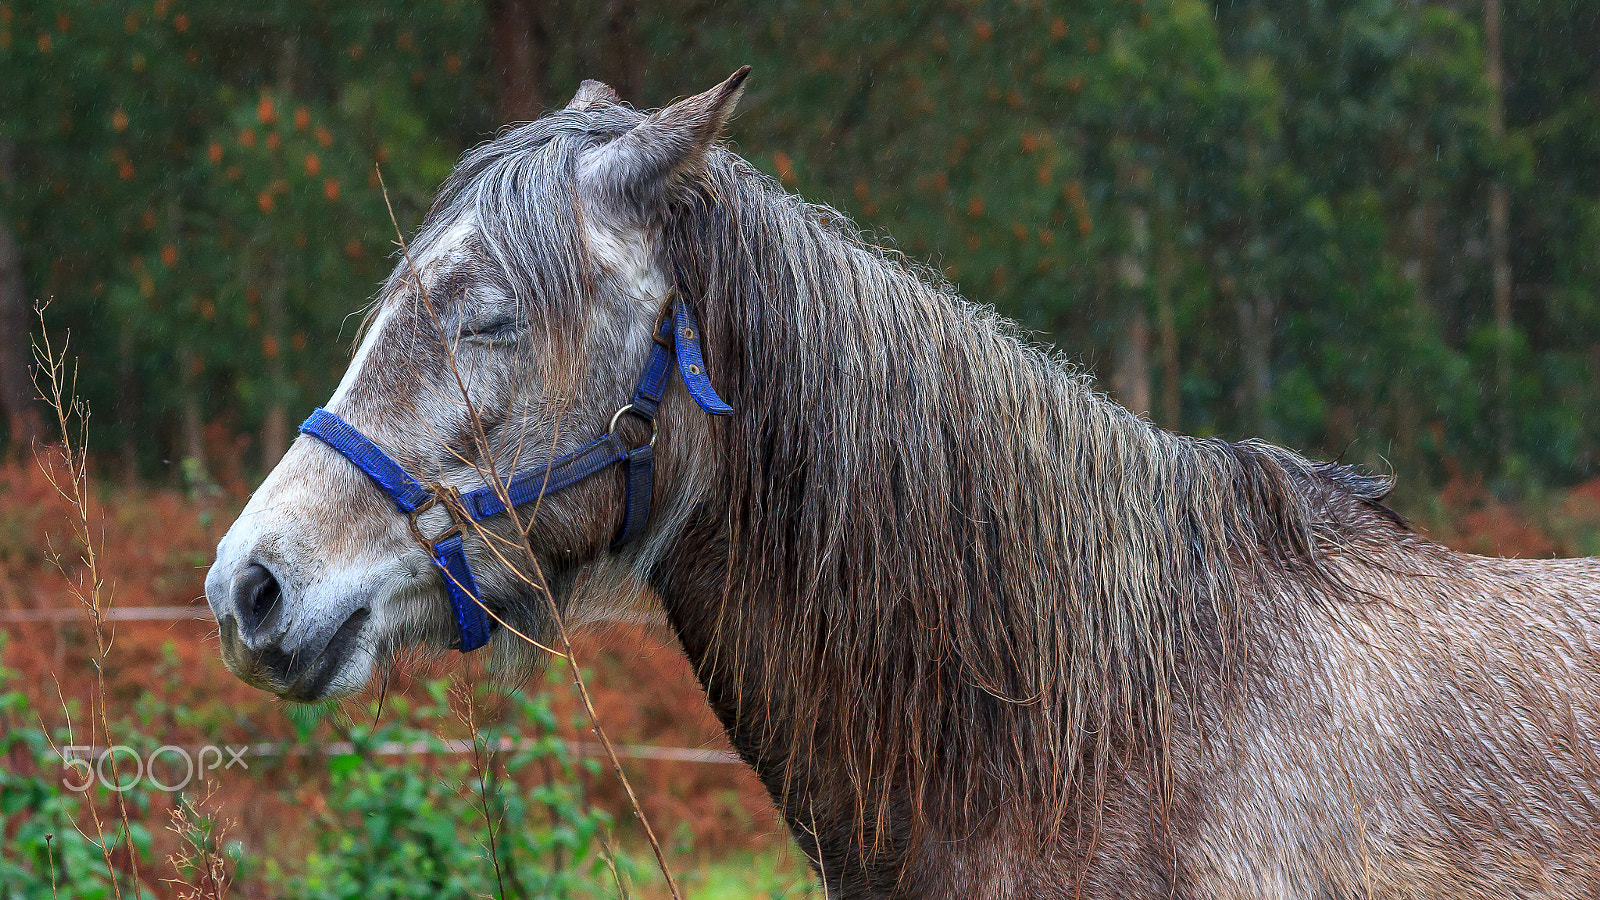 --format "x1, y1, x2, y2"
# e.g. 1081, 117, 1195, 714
0, 656, 154, 900
1, 645, 633, 900
285, 688, 631, 900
